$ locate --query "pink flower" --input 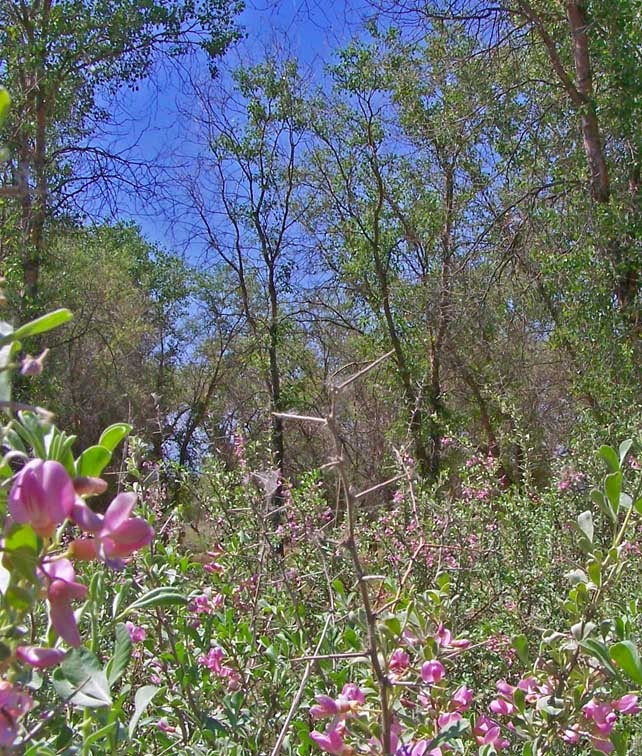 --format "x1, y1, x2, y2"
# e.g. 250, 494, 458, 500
204, 561, 225, 575
198, 647, 224, 674
613, 694, 640, 714
20, 349, 49, 377
157, 718, 176, 733
583, 700, 617, 737
125, 621, 146, 644
435, 625, 452, 647
435, 624, 470, 651
591, 738, 614, 754
561, 724, 581, 744
389, 648, 410, 676
310, 726, 353, 755
311, 685, 364, 720
192, 595, 214, 614
402, 629, 420, 646
474, 716, 509, 750
437, 711, 462, 729
71, 492, 153, 569
450, 685, 473, 712
490, 697, 517, 716
8, 459, 75, 537
72, 476, 108, 497
340, 683, 365, 707
421, 660, 445, 684
311, 695, 339, 719
43, 558, 88, 647
0, 681, 35, 746
516, 677, 540, 699
16, 645, 65, 668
